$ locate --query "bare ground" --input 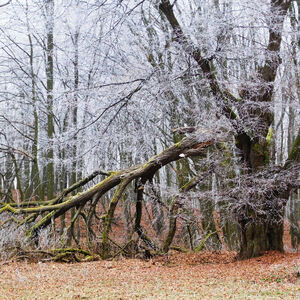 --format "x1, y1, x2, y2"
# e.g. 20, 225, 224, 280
0, 251, 299, 299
